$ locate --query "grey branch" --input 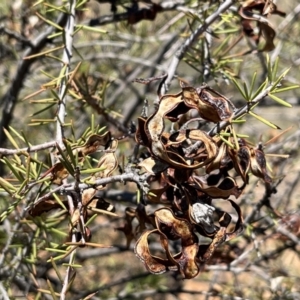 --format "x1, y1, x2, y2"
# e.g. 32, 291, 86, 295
0, 141, 57, 156
87, 0, 185, 27
0, 13, 68, 177
56, 3, 76, 148
162, 0, 237, 94
0, 13, 67, 148
58, 2, 77, 300
29, 172, 151, 212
